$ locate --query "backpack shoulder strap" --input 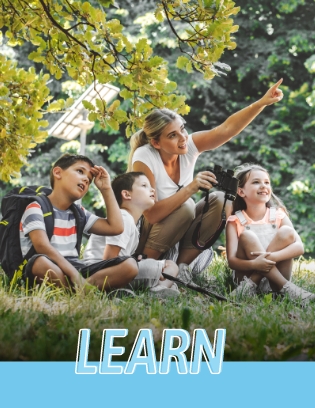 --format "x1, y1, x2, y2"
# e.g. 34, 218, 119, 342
19, 187, 54, 242
70, 203, 86, 254
32, 195, 54, 240
19, 194, 55, 266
